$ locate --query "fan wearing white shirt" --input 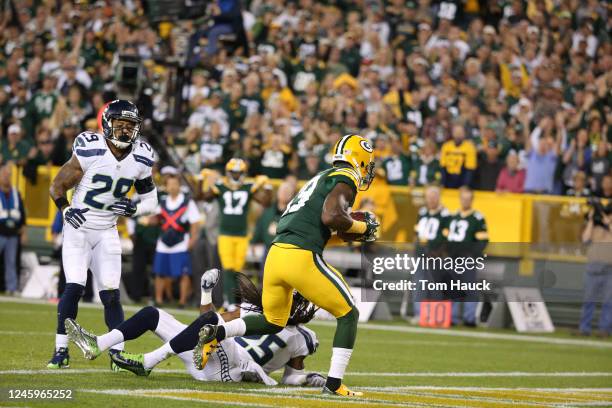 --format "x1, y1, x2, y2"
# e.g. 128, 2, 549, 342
152, 169, 202, 307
